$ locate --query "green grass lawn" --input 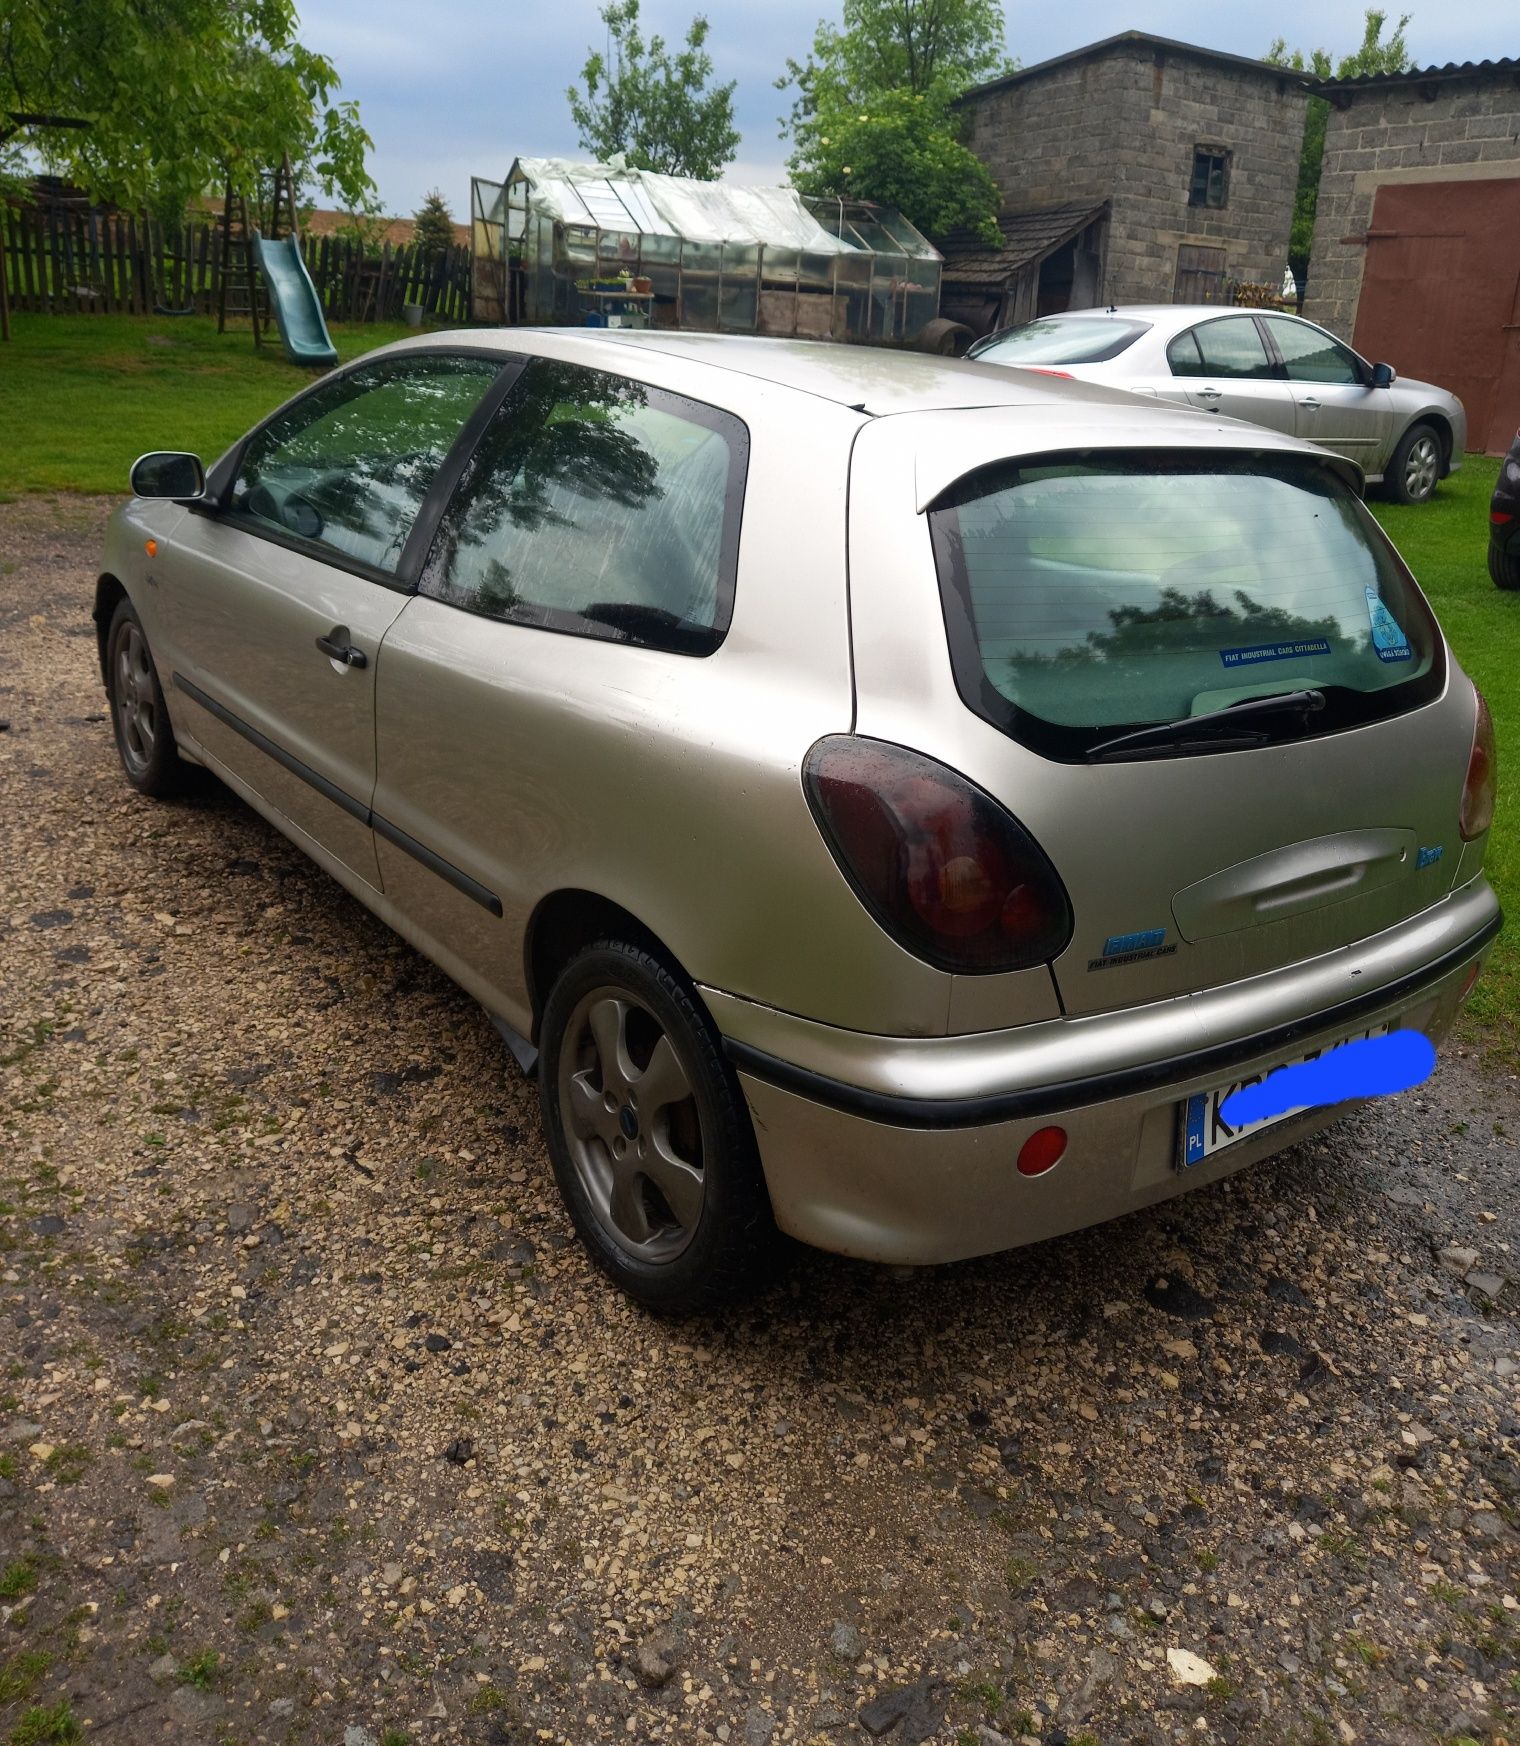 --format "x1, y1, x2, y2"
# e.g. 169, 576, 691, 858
1370, 454, 1516, 1061
0, 313, 1514, 1053
0, 312, 419, 496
